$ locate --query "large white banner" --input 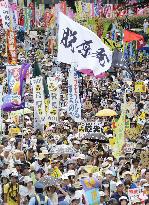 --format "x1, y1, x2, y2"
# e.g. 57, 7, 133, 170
57, 12, 112, 76
68, 64, 81, 122
47, 77, 60, 123
32, 77, 46, 131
